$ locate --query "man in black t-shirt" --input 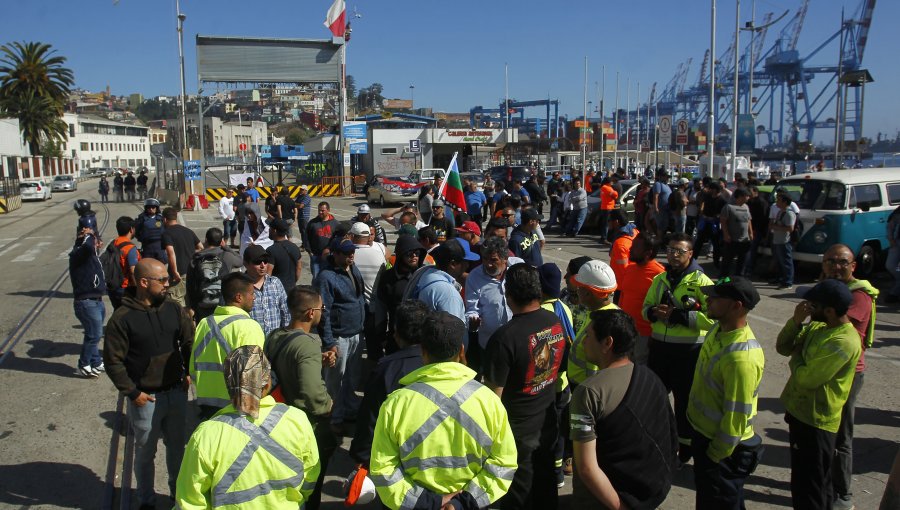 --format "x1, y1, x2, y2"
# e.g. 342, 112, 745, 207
275, 187, 296, 237
428, 199, 456, 243
160, 207, 202, 307
694, 182, 727, 266
485, 264, 565, 510
266, 219, 302, 291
